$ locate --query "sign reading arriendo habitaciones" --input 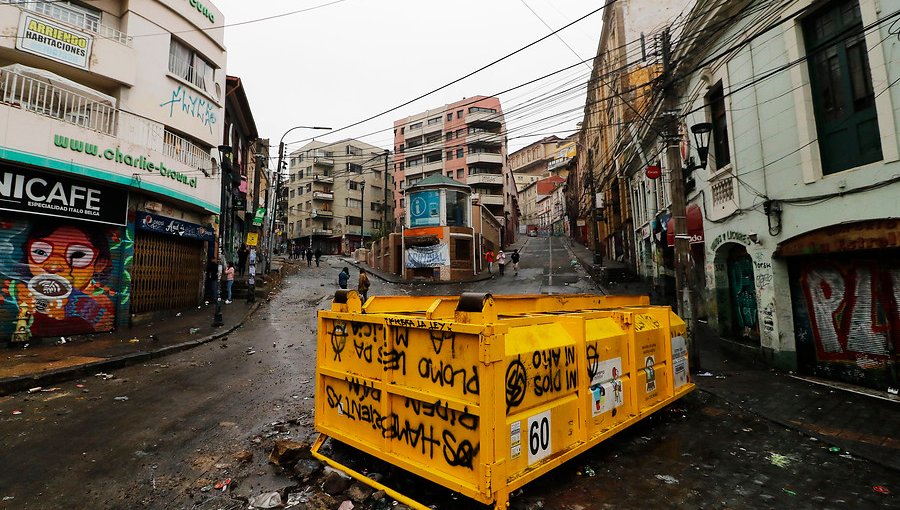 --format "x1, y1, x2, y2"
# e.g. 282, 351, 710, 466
17, 14, 92, 69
